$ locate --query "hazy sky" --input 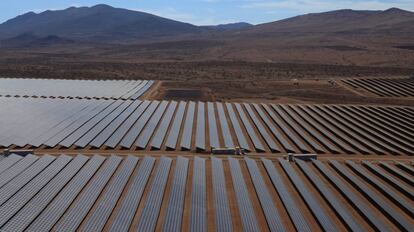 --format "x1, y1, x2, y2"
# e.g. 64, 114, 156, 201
0, 0, 413, 25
